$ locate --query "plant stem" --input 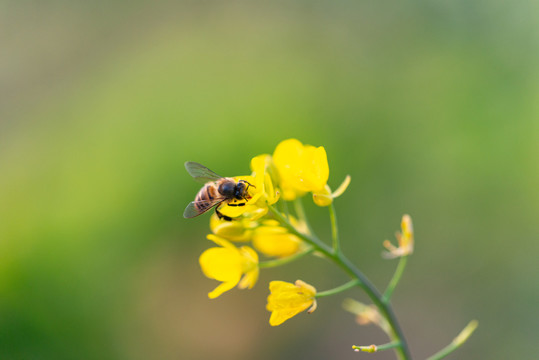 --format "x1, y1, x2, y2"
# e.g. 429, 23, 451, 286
426, 320, 478, 360
293, 198, 314, 235
259, 247, 314, 268
333, 253, 411, 360
329, 203, 340, 254
268, 205, 412, 360
382, 255, 408, 303
353, 341, 402, 353
316, 279, 360, 298
281, 200, 290, 220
